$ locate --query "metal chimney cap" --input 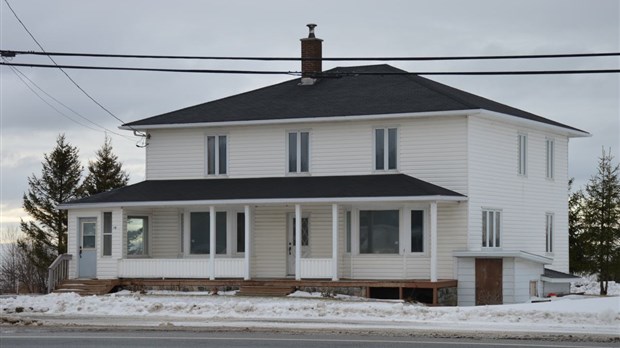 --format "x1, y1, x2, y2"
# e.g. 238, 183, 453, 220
307, 23, 317, 38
